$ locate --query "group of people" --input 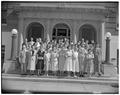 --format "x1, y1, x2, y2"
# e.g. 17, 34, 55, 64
19, 37, 102, 78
